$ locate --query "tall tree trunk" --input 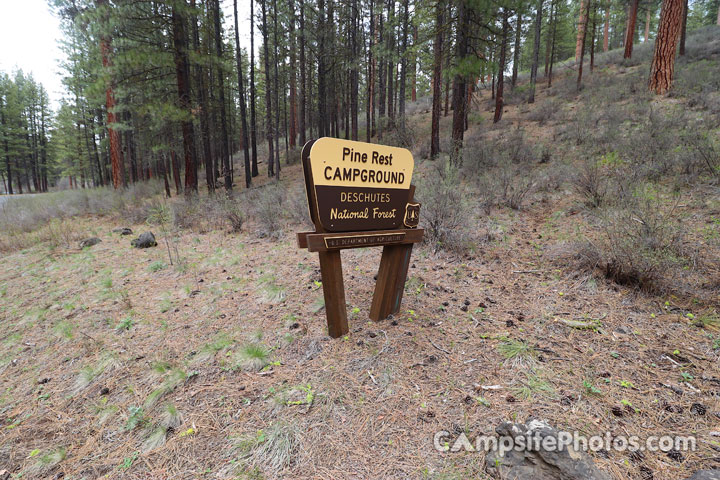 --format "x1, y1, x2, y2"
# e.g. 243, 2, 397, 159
262, 0, 275, 176
411, 24, 418, 102
172, 3, 197, 194
443, 1, 451, 117
576, 0, 588, 61
250, 0, 259, 176
590, 2, 597, 71
398, 0, 409, 129
272, 0, 281, 178
529, 0, 543, 103
451, 0, 470, 164
351, 0, 360, 140
495, 9, 509, 123
191, 0, 214, 193
645, 8, 651, 41
649, 0, 684, 94
377, 7, 385, 140
234, 0, 252, 188
548, 0, 558, 86
386, 0, 395, 125
512, 13, 522, 89
430, 0, 443, 159
289, 0, 298, 148
368, 0, 376, 142
171, 150, 182, 195
604, 4, 610, 51
212, 0, 231, 191
1, 108, 11, 195
624, 0, 640, 58
317, 0, 327, 138
97, 0, 124, 189
679, 0, 688, 55
298, 0, 307, 146
577, 0, 591, 89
